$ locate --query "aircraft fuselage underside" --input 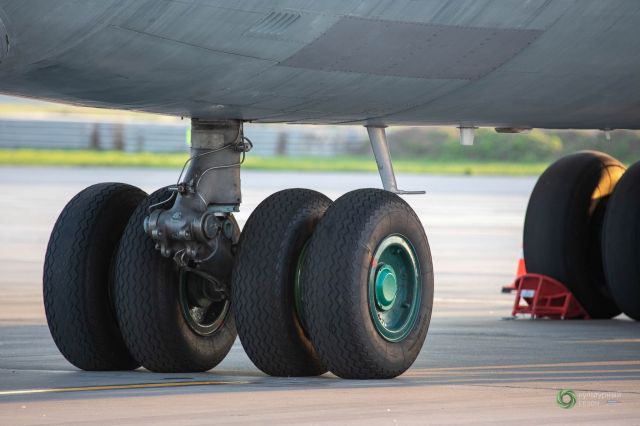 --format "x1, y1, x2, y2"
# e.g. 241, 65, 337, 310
0, 0, 639, 129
